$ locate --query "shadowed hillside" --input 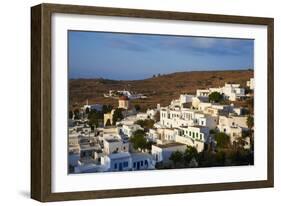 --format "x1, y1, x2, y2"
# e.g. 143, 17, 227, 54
69, 70, 253, 110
